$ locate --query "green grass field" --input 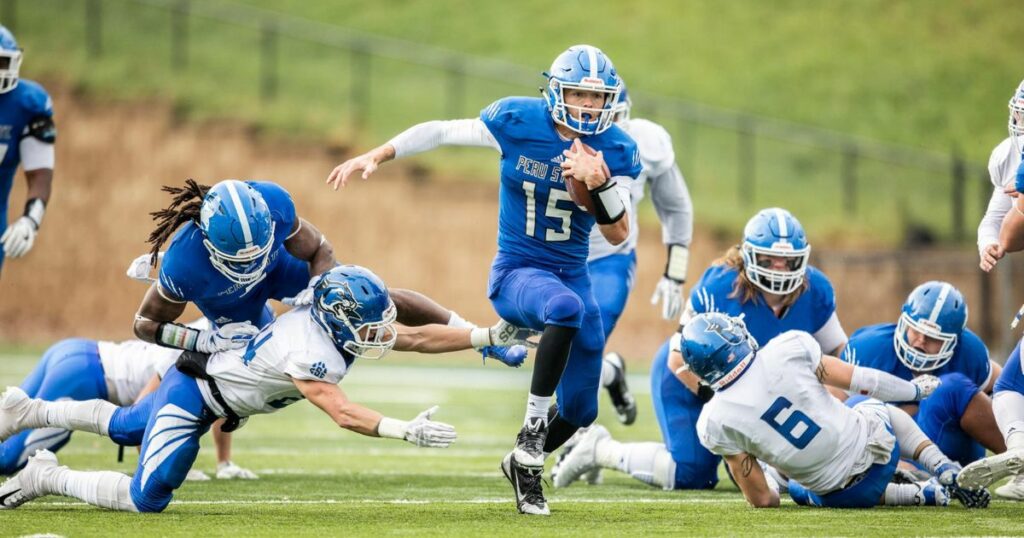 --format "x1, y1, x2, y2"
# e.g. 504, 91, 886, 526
2, 351, 1022, 537
13, 0, 1011, 242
